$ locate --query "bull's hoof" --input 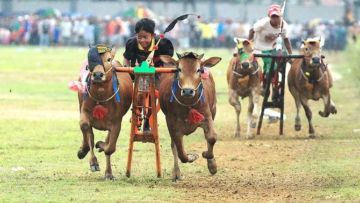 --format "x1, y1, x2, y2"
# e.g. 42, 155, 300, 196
172, 168, 182, 182
246, 133, 255, 139
90, 163, 100, 172
77, 147, 89, 159
330, 106, 337, 114
95, 141, 104, 152
207, 158, 217, 175
234, 131, 240, 138
319, 110, 330, 117
309, 133, 316, 139
295, 124, 301, 131
105, 174, 115, 180
187, 154, 199, 163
